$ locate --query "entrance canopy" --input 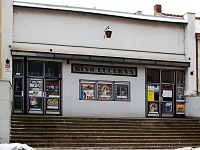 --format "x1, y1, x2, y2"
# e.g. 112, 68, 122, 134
11, 50, 190, 68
